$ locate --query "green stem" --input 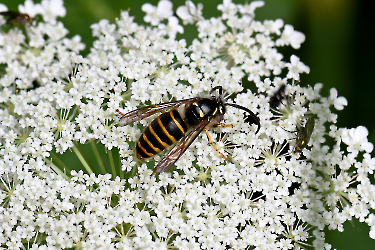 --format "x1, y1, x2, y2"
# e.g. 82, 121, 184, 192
90, 140, 107, 174
72, 142, 94, 175
119, 154, 124, 179
108, 150, 117, 177
67, 105, 79, 121
45, 157, 70, 181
